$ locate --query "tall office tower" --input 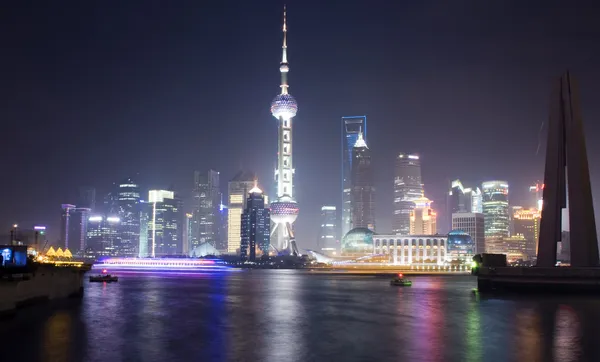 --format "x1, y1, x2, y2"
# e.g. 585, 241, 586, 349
78, 187, 96, 210
183, 213, 193, 256
410, 195, 437, 235
138, 201, 151, 257
318, 206, 337, 256
148, 190, 182, 256
513, 208, 541, 260
191, 170, 221, 250
393, 154, 423, 234
447, 180, 483, 230
227, 171, 256, 253
528, 182, 544, 211
60, 204, 76, 249
270, 6, 300, 255
341, 115, 367, 238
452, 212, 485, 254
115, 178, 141, 256
482, 181, 509, 253
69, 207, 91, 254
351, 133, 375, 231
85, 215, 121, 258
240, 183, 271, 262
